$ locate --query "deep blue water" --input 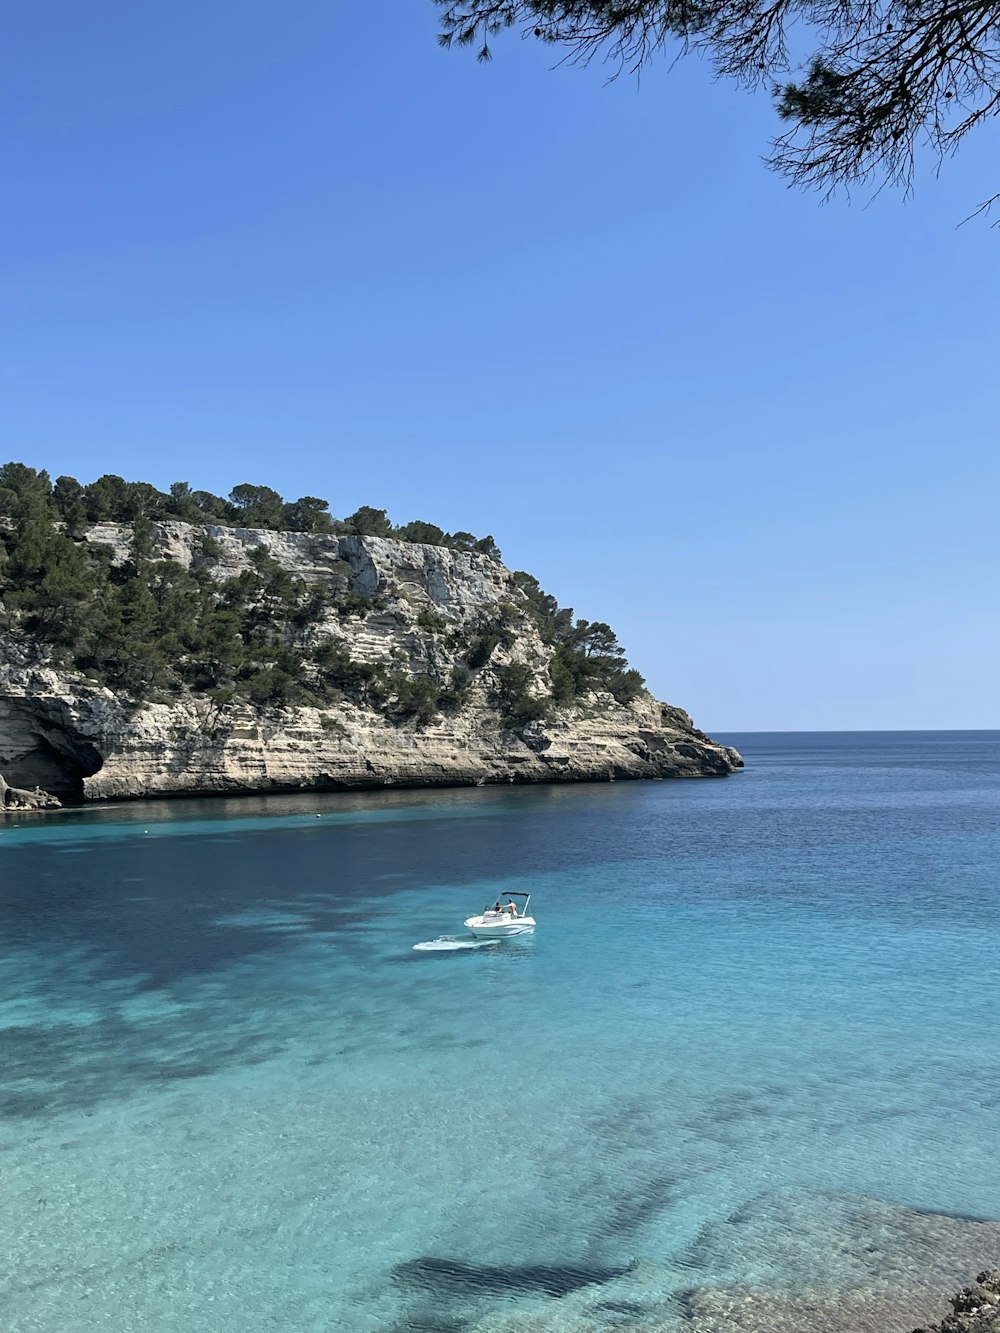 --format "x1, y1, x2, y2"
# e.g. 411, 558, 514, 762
2, 732, 999, 1332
